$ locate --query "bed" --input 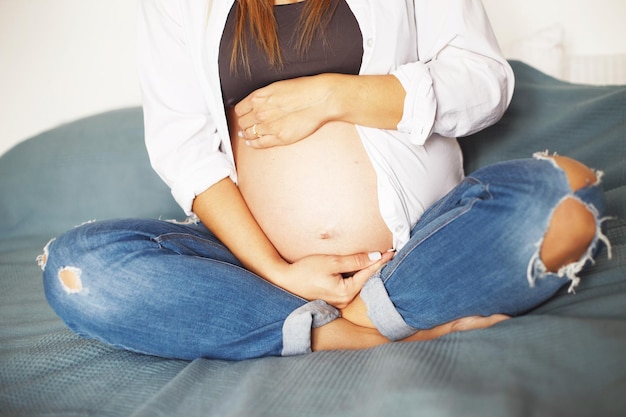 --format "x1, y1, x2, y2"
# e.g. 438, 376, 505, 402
1, 61, 625, 417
